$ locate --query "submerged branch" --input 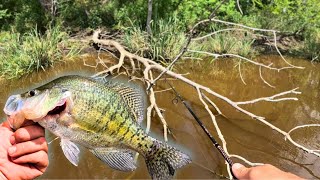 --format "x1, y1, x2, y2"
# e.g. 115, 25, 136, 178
236, 88, 301, 105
